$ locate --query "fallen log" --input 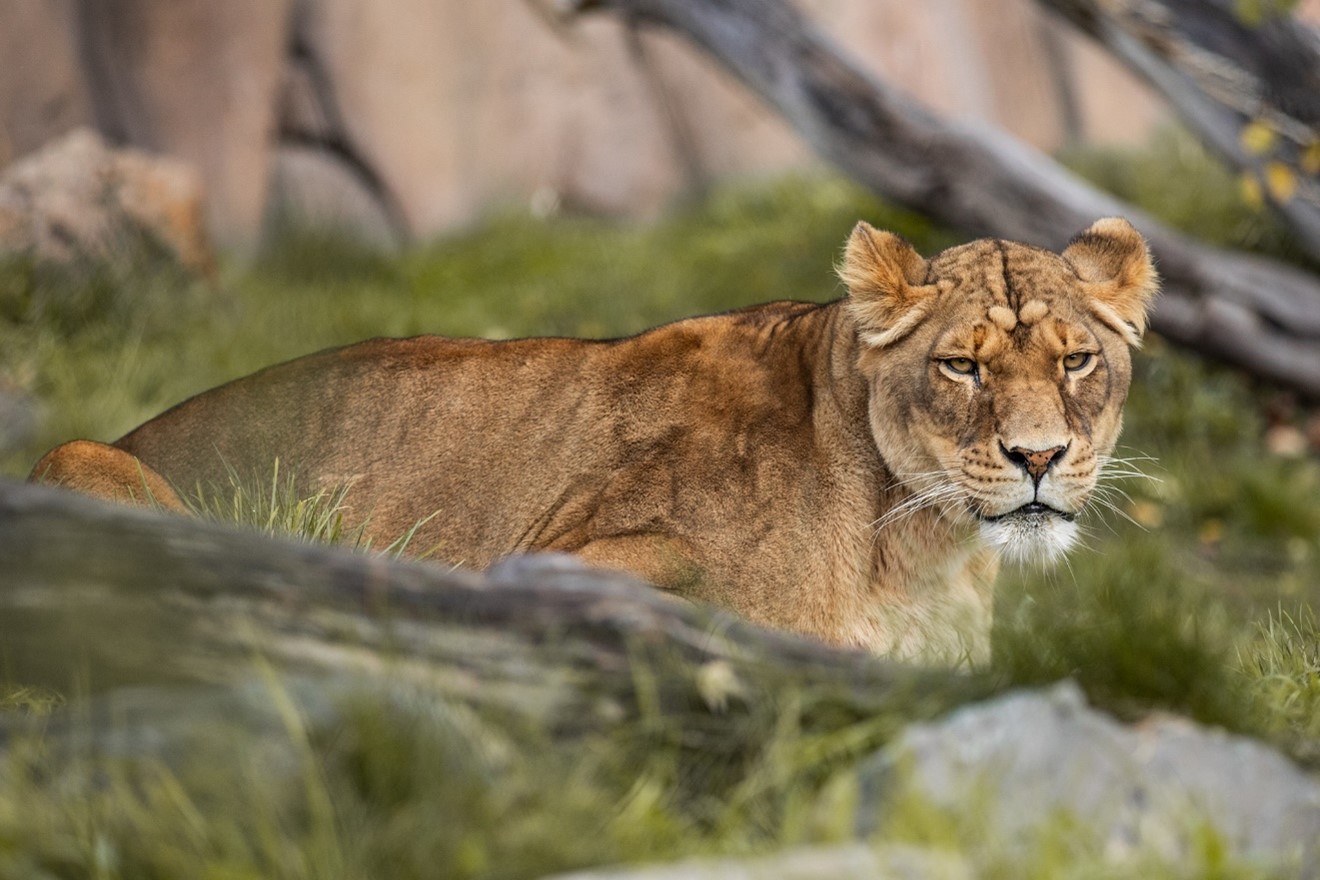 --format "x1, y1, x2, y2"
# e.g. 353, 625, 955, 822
565, 0, 1320, 396
0, 479, 988, 737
